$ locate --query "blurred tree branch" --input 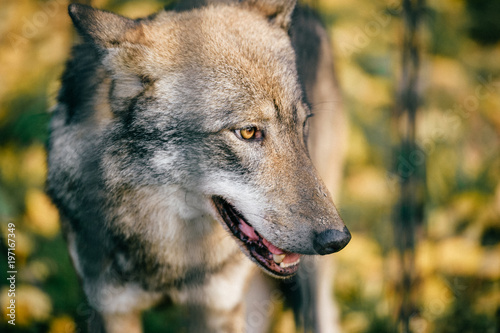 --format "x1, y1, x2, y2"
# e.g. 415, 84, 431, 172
394, 0, 426, 332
